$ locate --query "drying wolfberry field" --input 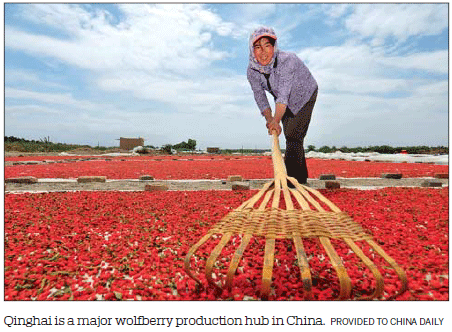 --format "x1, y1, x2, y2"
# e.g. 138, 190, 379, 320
4, 155, 449, 179
4, 155, 449, 301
